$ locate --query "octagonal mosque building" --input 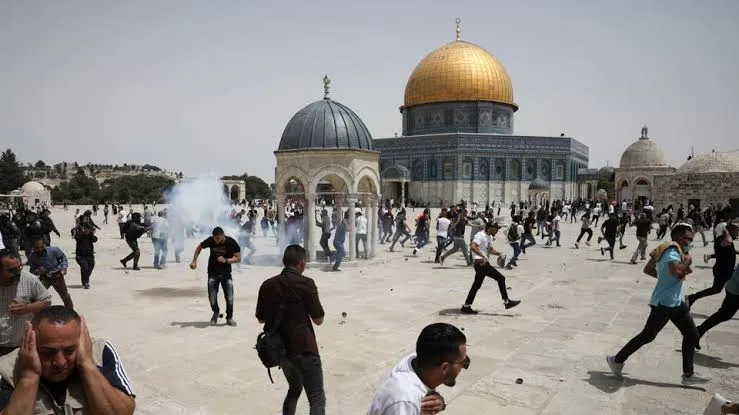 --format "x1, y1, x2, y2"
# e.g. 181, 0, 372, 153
374, 21, 590, 206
